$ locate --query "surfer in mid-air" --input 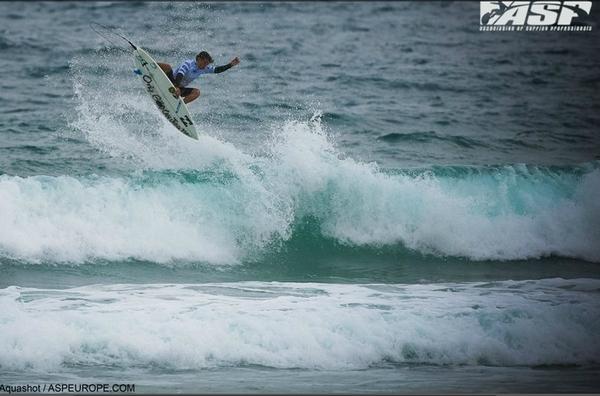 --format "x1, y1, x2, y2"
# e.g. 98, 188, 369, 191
158, 51, 240, 104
